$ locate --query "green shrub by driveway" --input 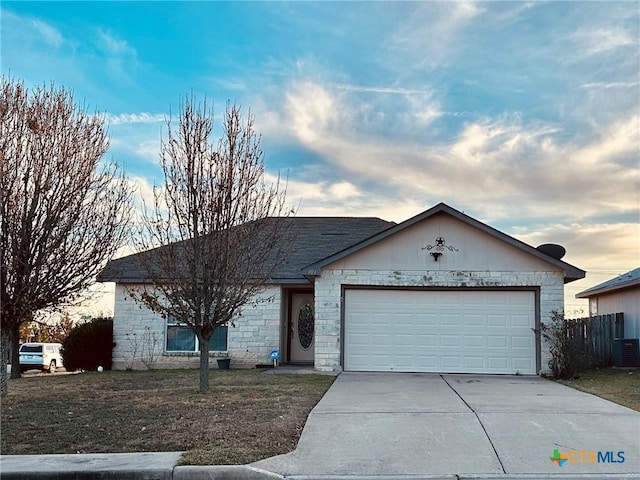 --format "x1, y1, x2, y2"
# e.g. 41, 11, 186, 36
1, 369, 333, 465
